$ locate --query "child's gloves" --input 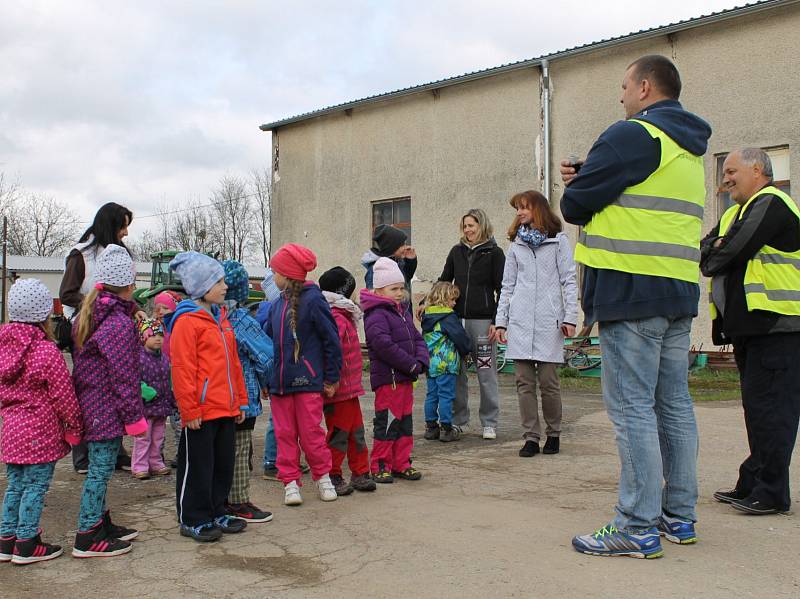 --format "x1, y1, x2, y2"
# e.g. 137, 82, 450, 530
141, 382, 158, 403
